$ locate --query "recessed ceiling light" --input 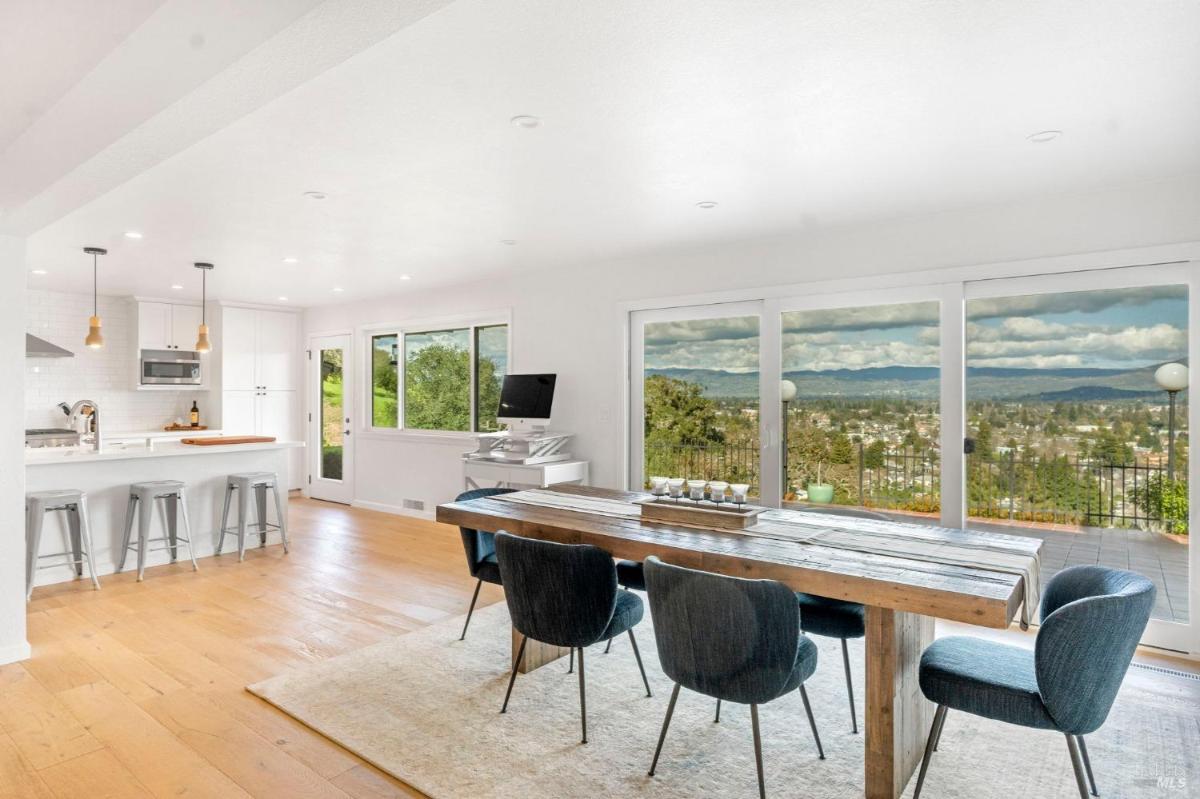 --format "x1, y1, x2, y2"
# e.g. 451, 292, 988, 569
510, 115, 541, 129
696, 201, 718, 209
399, 274, 412, 281
332, 287, 344, 293
124, 231, 143, 239
278, 296, 289, 302
30, 269, 47, 275
170, 284, 183, 290
302, 191, 327, 200
1027, 130, 1062, 144
282, 256, 299, 264
501, 239, 517, 245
